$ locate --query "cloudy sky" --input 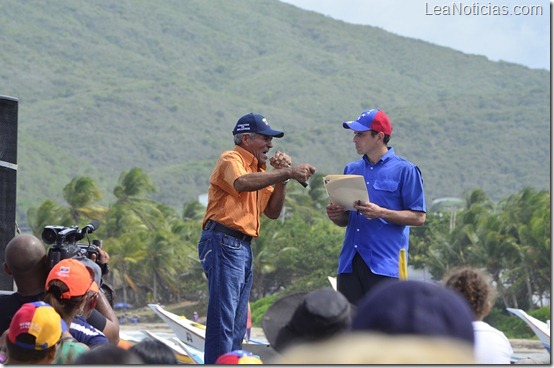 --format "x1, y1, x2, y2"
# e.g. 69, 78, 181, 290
279, 0, 550, 70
